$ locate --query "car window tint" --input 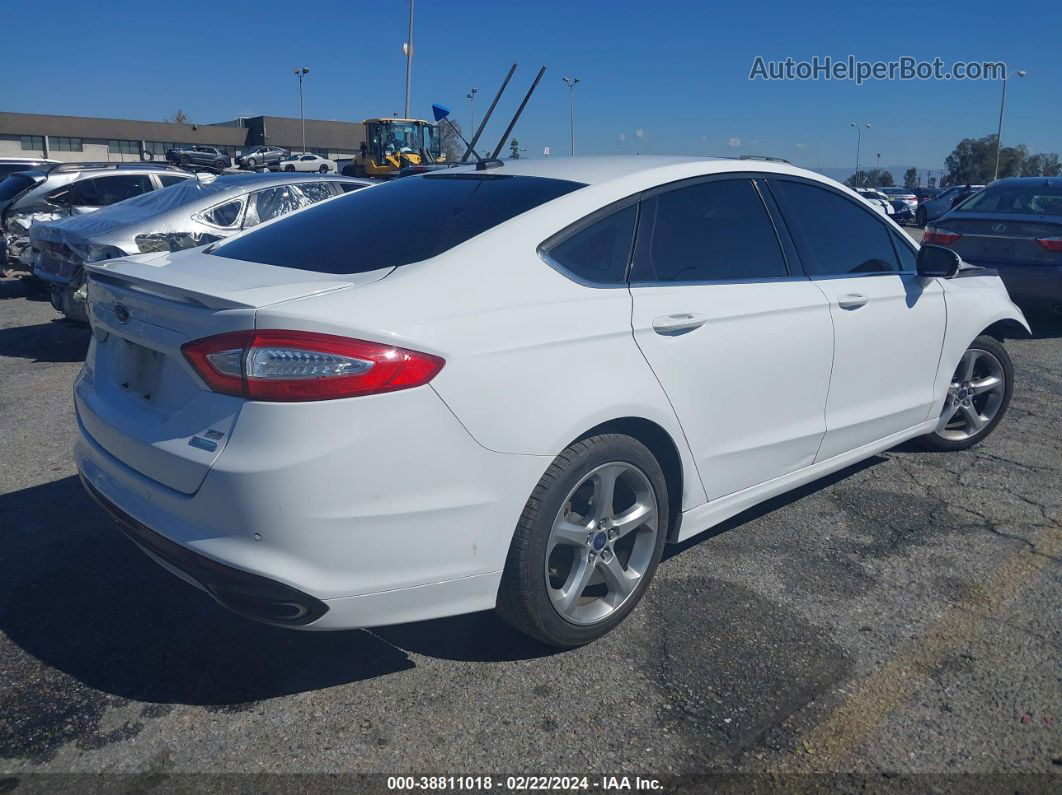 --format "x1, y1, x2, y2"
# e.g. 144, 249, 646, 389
631, 178, 788, 282
202, 199, 243, 228
336, 182, 365, 194
158, 175, 189, 187
67, 178, 101, 207
298, 182, 334, 203
213, 173, 585, 273
92, 175, 155, 205
541, 204, 637, 284
956, 183, 1062, 215
775, 181, 899, 275
243, 185, 306, 228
